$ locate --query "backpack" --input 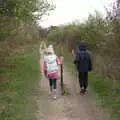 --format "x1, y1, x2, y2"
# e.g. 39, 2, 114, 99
44, 55, 61, 79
